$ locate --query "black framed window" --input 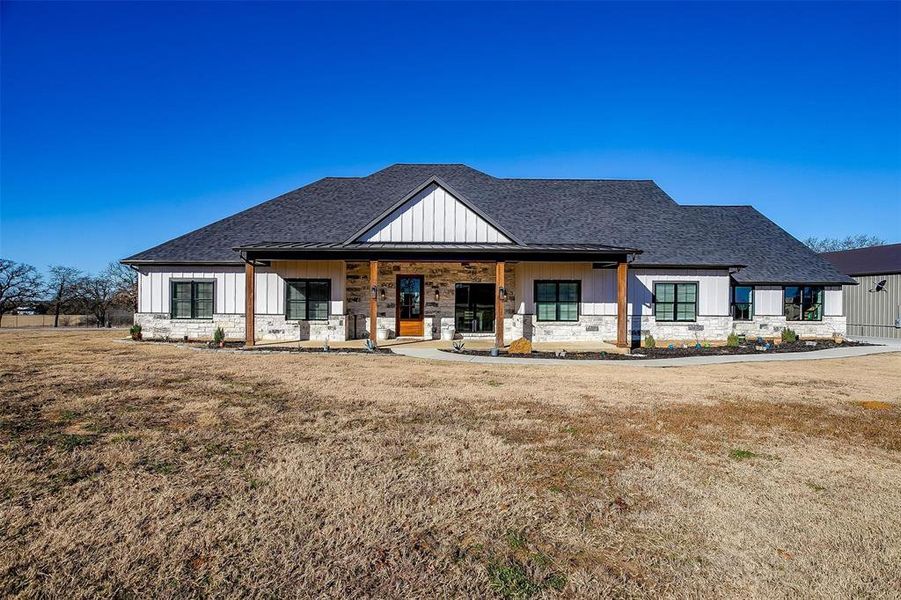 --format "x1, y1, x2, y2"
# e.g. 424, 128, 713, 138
285, 279, 330, 321
535, 280, 580, 322
455, 283, 495, 333
170, 281, 213, 319
654, 282, 697, 322
731, 285, 754, 321
784, 286, 823, 321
